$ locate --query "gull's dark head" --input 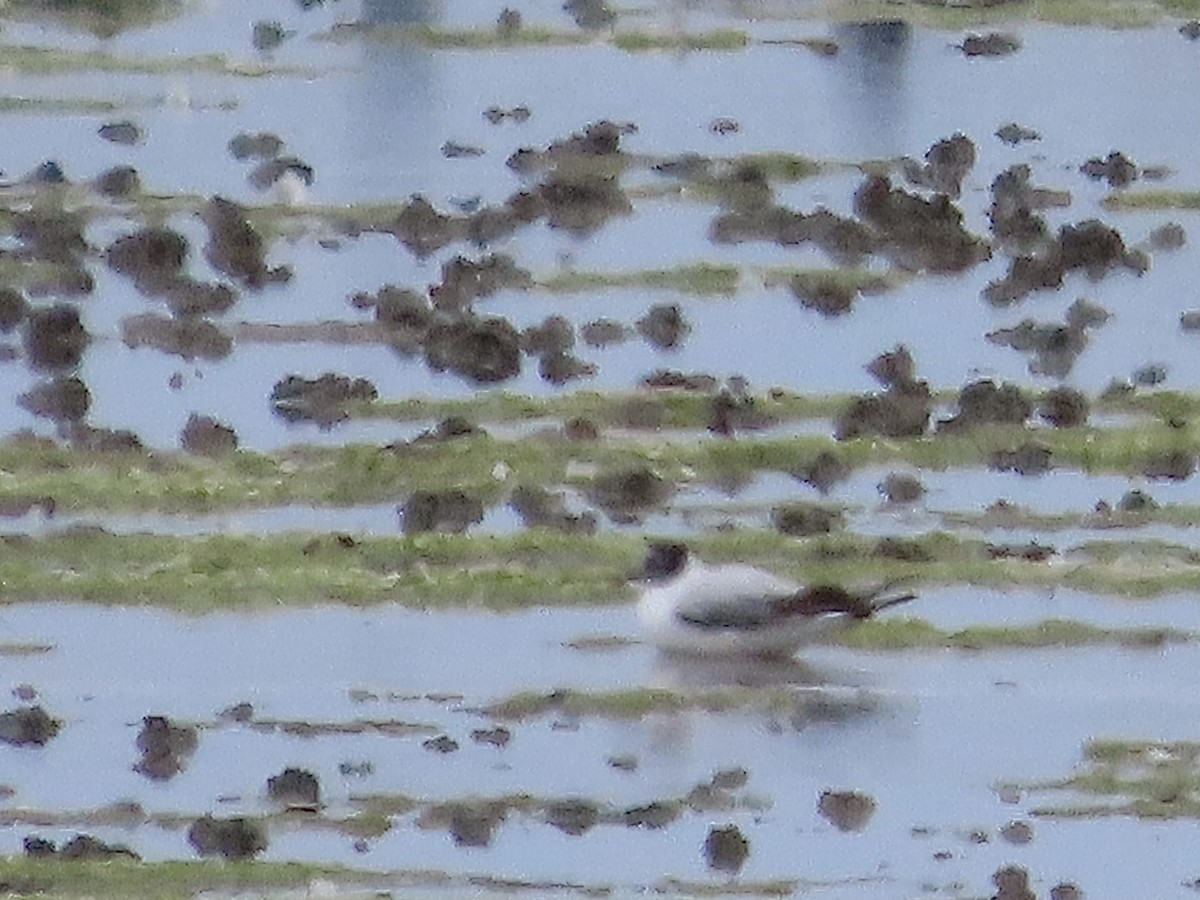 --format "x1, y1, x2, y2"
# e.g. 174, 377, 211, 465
640, 541, 689, 582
